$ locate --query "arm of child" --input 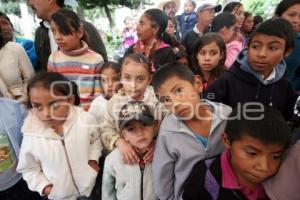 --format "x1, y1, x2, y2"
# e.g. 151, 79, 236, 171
88, 114, 103, 171
101, 155, 118, 200
152, 133, 176, 200
225, 41, 243, 69
16, 138, 52, 196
